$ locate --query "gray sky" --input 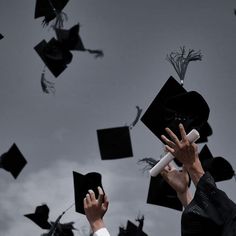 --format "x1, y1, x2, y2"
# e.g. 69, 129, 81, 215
0, 0, 236, 235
